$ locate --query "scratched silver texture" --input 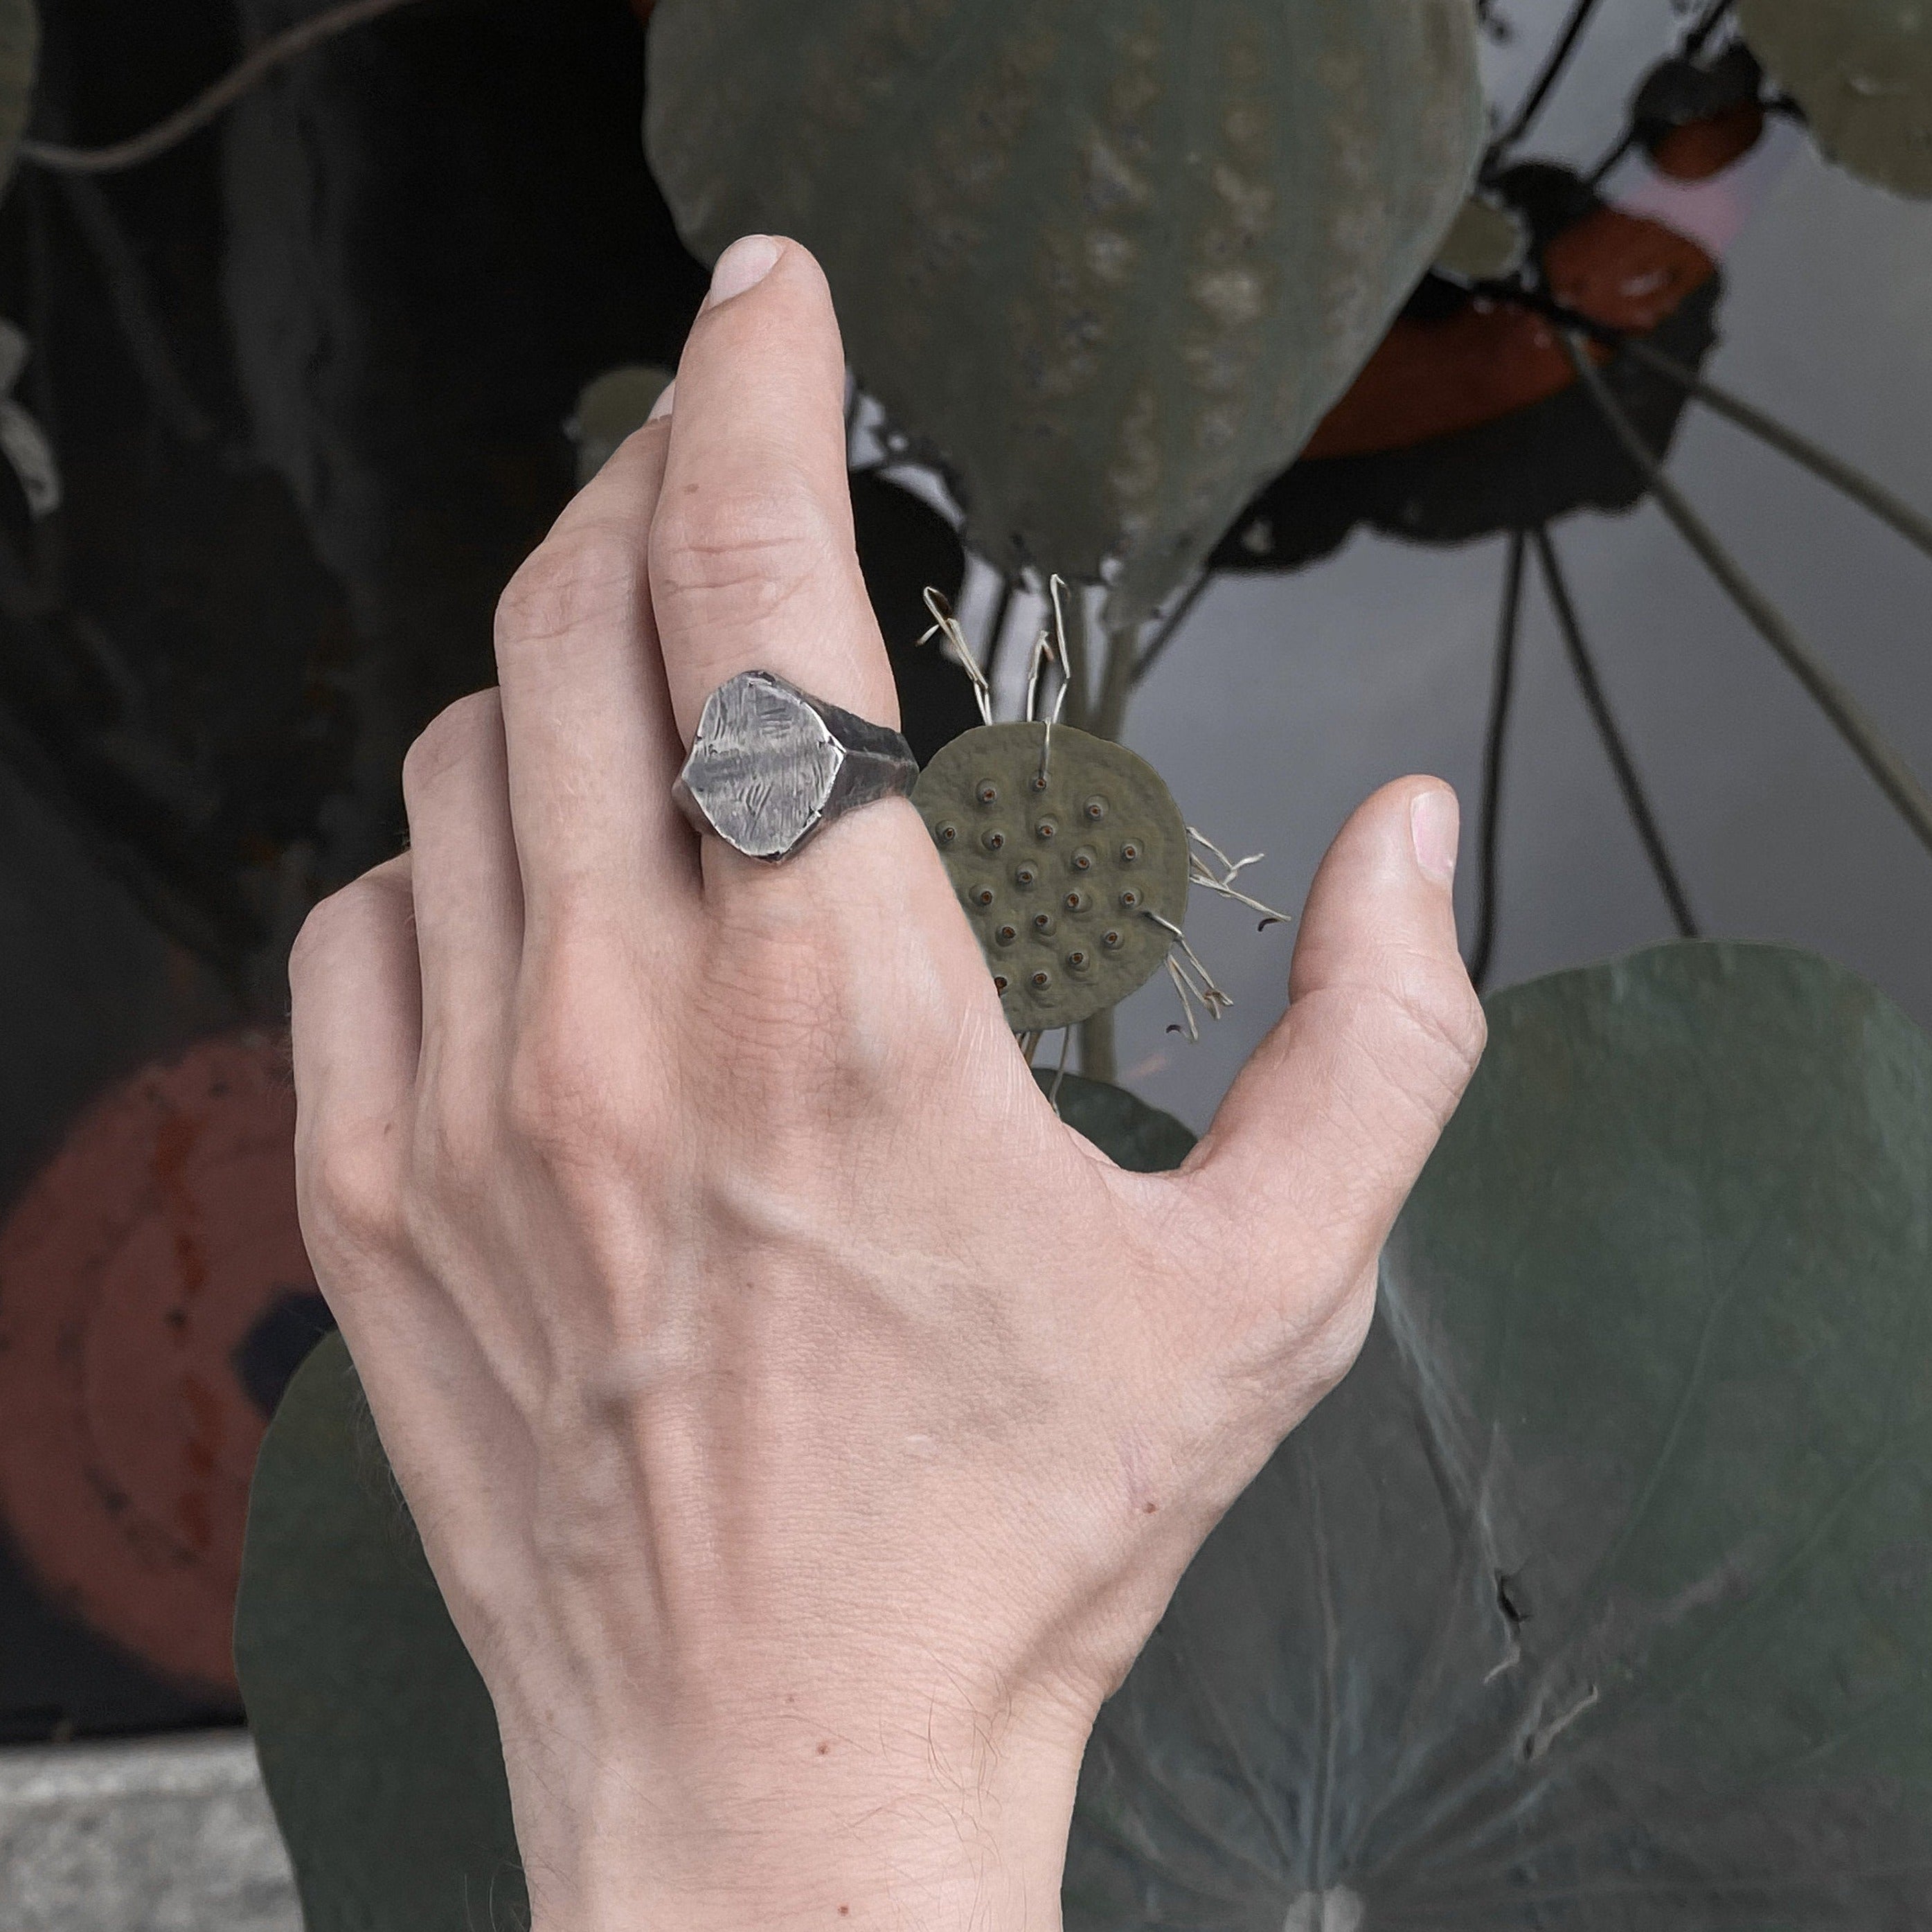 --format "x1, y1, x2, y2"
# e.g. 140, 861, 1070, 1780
673, 669, 918, 863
